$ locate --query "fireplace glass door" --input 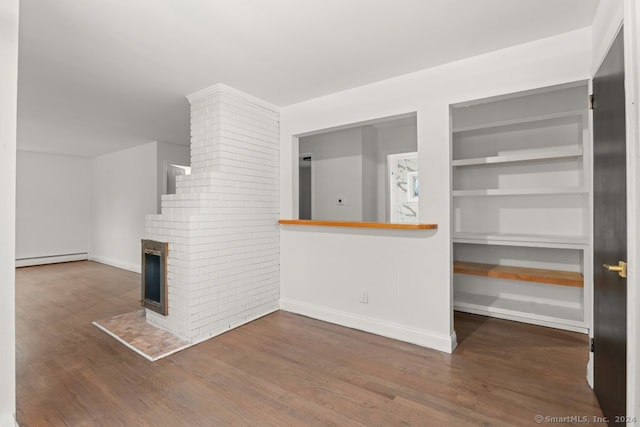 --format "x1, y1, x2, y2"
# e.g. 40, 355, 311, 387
141, 240, 168, 315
